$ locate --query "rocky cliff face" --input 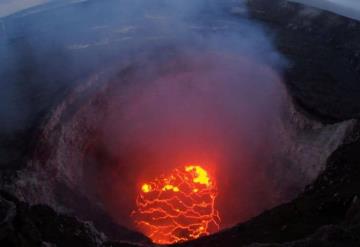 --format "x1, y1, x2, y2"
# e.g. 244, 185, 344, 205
0, 190, 105, 247
0, 189, 152, 247
176, 123, 360, 246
